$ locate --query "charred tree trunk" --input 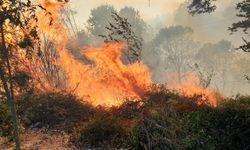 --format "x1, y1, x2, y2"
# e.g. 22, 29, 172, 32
0, 24, 21, 150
